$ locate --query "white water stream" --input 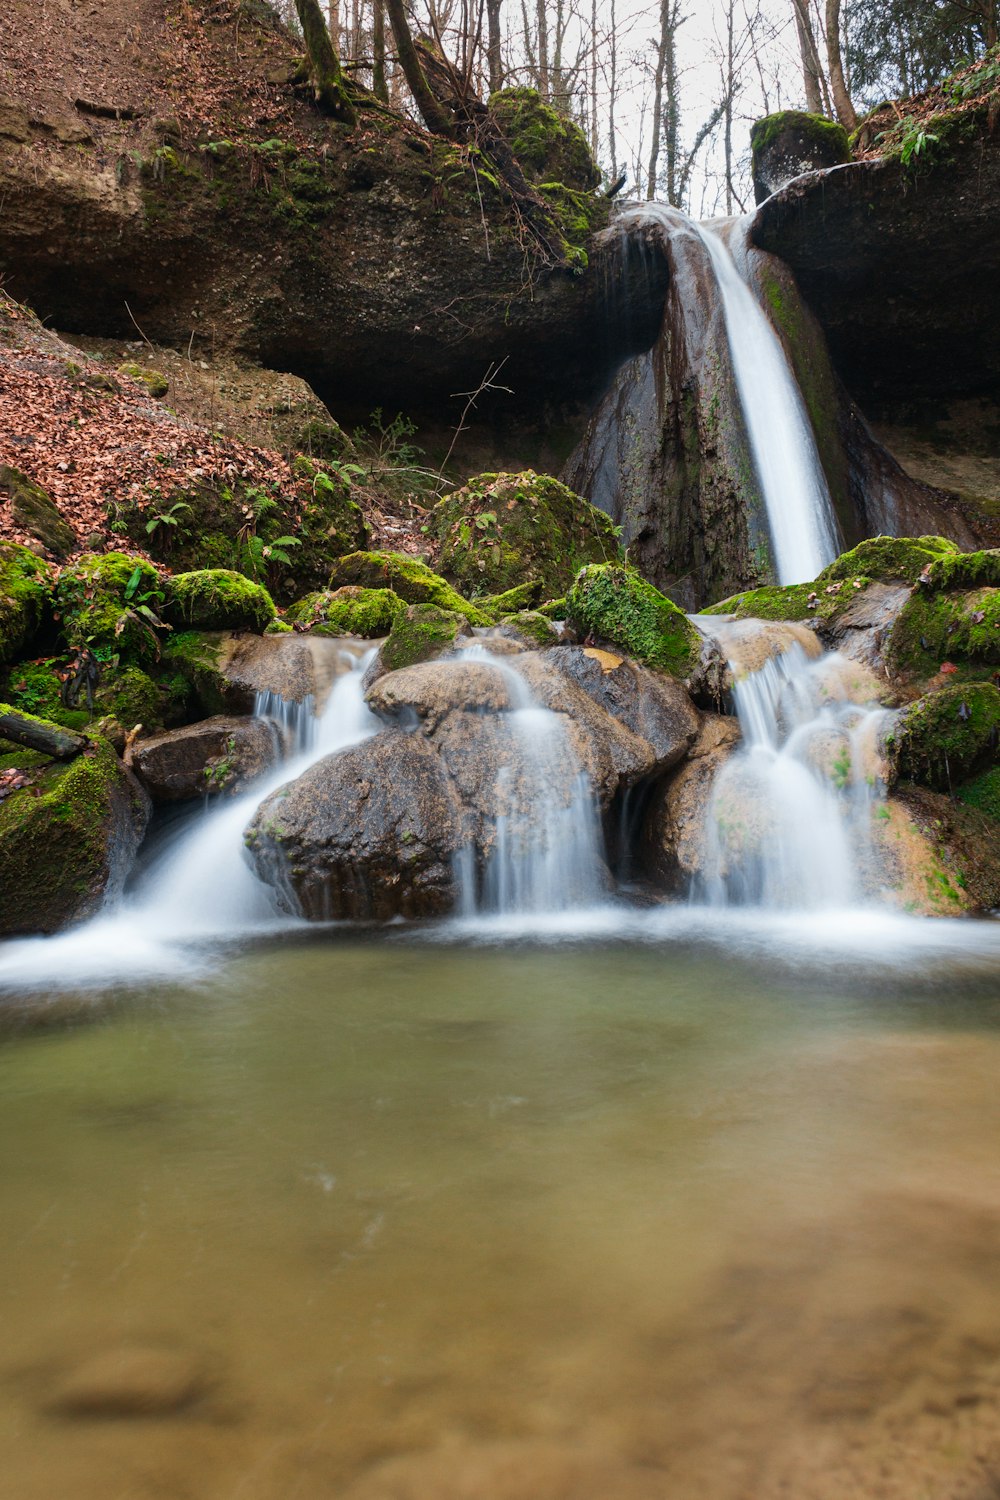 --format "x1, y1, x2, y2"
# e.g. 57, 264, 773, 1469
696, 219, 840, 585
699, 628, 892, 910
